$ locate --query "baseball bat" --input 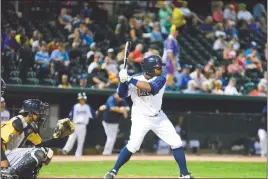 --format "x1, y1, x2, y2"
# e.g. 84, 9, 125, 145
123, 41, 131, 69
